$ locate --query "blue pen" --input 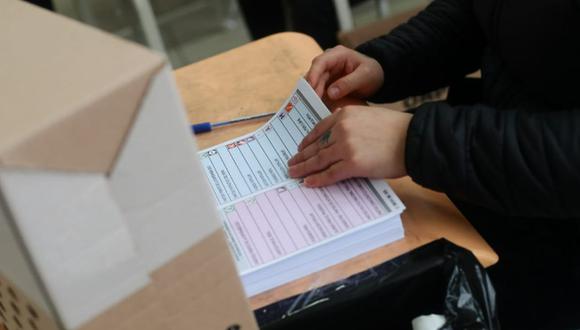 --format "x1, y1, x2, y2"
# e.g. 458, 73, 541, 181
191, 111, 276, 134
